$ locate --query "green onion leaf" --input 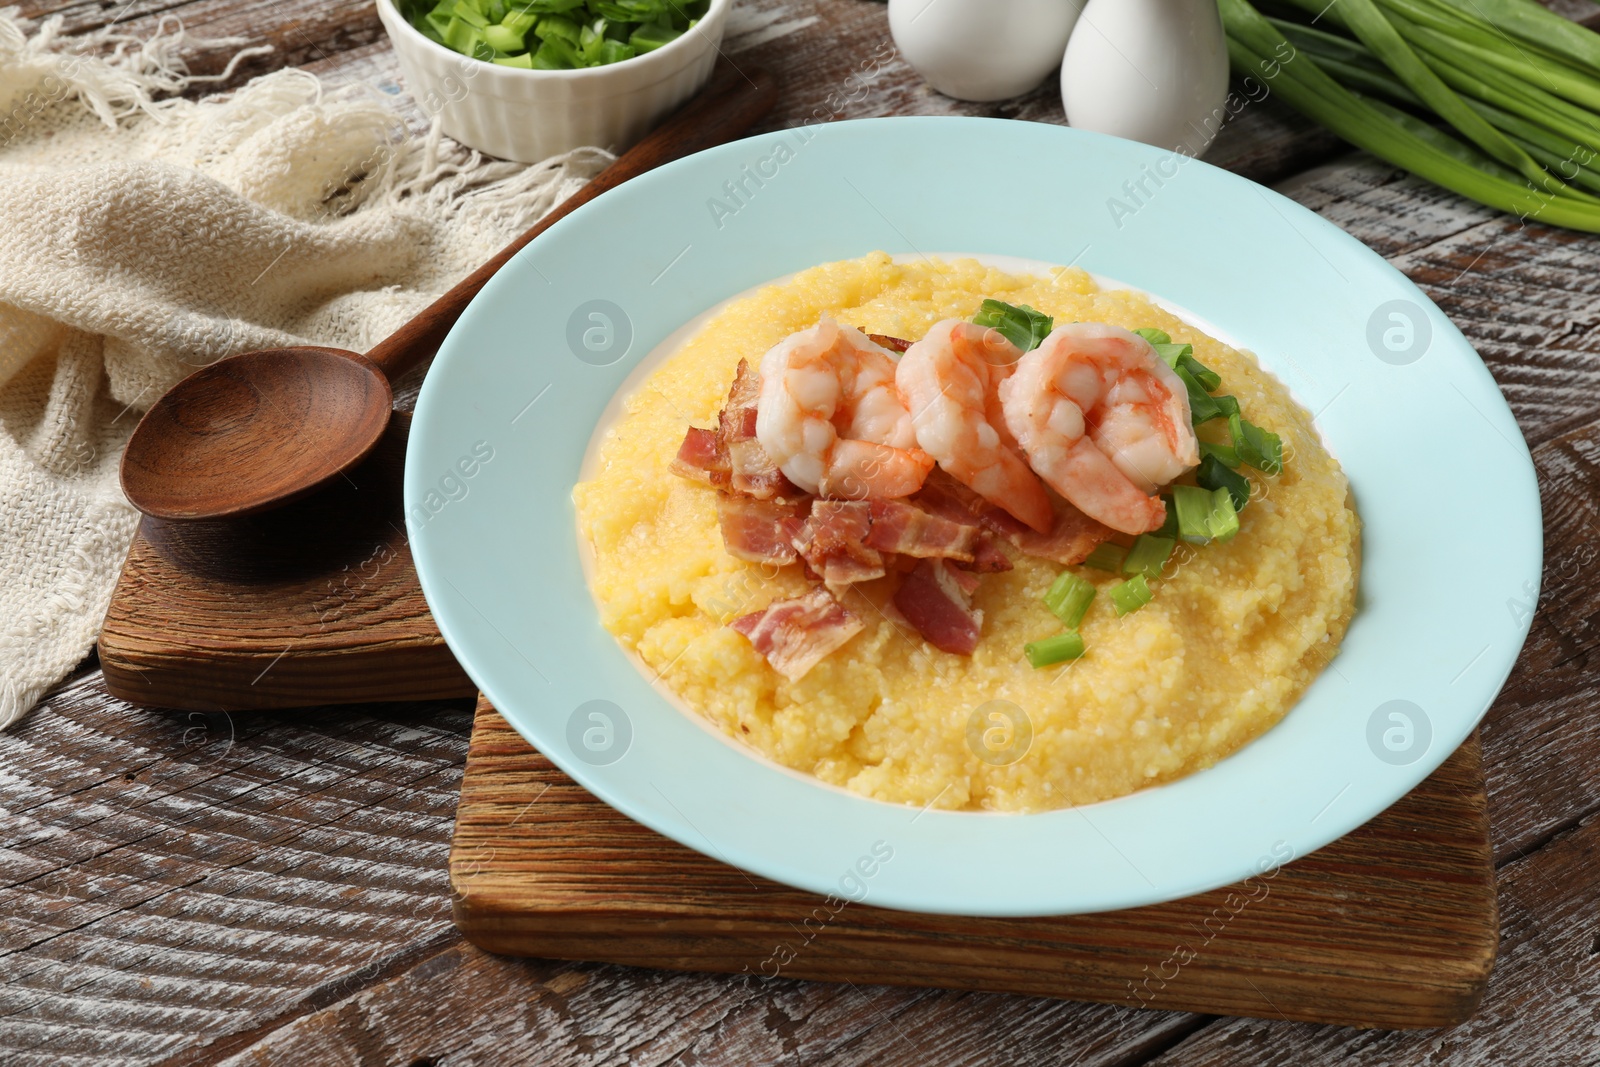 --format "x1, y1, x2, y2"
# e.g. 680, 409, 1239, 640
1212, 394, 1241, 419
1082, 542, 1127, 572
1134, 327, 1172, 345
483, 22, 525, 50
973, 299, 1054, 352
1025, 631, 1086, 668
1198, 454, 1251, 510
1199, 439, 1240, 467
1172, 484, 1218, 544
1153, 342, 1193, 369
1176, 365, 1223, 424
630, 19, 684, 52
1122, 534, 1176, 578
1110, 573, 1155, 616
1043, 571, 1096, 629
1154, 493, 1180, 538
1207, 486, 1241, 543
1223, 0, 1600, 232
1229, 413, 1284, 474
1177, 352, 1221, 391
